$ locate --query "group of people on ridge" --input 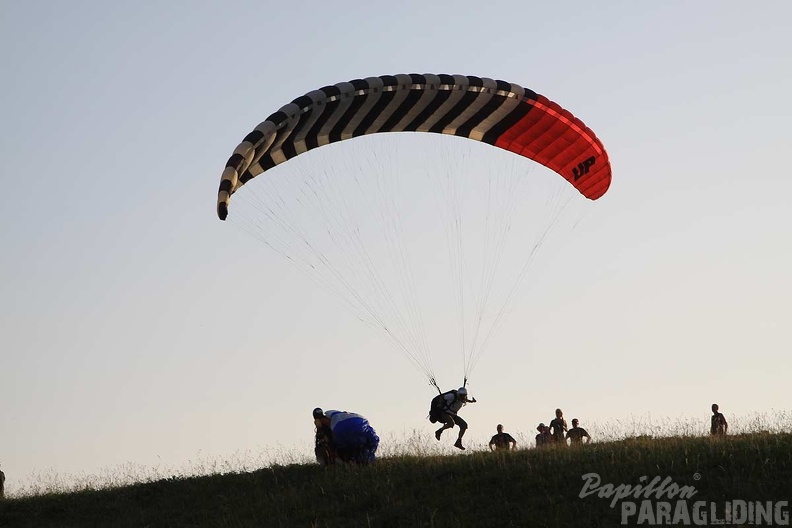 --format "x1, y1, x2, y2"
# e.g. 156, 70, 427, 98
312, 391, 730, 465
535, 408, 592, 448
